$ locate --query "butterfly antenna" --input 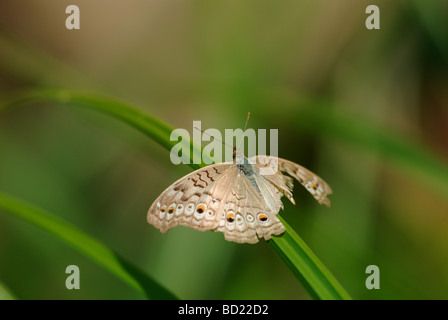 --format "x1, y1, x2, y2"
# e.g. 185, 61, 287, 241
193, 126, 233, 150
243, 112, 251, 131
236, 112, 251, 152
